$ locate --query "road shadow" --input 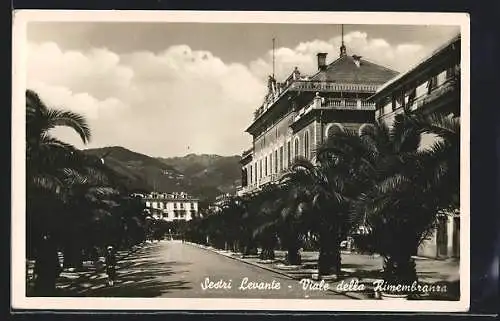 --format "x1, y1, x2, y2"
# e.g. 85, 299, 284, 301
55, 243, 192, 297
